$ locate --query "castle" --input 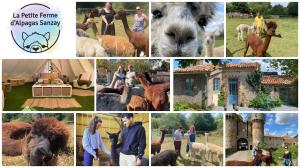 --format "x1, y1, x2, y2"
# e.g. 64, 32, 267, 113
226, 113, 297, 155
